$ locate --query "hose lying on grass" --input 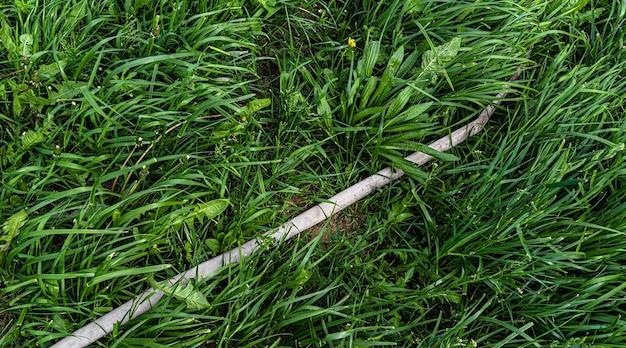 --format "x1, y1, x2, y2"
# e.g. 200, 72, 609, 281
51, 69, 521, 348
